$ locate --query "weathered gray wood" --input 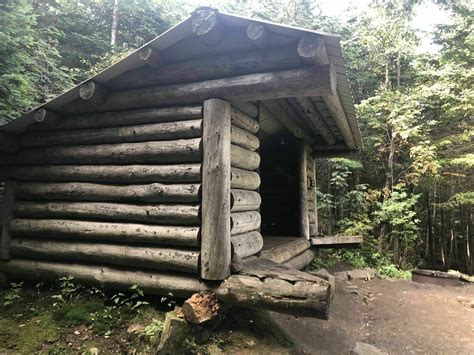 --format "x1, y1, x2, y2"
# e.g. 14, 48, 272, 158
299, 141, 310, 239
230, 167, 260, 190
231, 211, 260, 235
283, 248, 317, 270
61, 65, 337, 114
21, 119, 203, 147
0, 181, 15, 259
311, 235, 363, 247
320, 95, 357, 149
0, 132, 20, 153
201, 99, 231, 280
33, 108, 58, 123
79, 81, 108, 104
293, 97, 336, 145
231, 107, 259, 134
10, 238, 199, 273
231, 102, 259, 119
0, 257, 330, 318
231, 125, 259, 151
29, 106, 202, 132
231, 144, 260, 171
0, 139, 202, 165
230, 189, 261, 212
138, 47, 162, 68
3, 164, 201, 183
14, 202, 200, 225
231, 231, 263, 258
9, 218, 199, 247
246, 23, 270, 48
260, 238, 311, 264
297, 35, 328, 65
262, 101, 314, 145
308, 158, 319, 237
111, 46, 302, 90
191, 7, 224, 46
15, 182, 200, 203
